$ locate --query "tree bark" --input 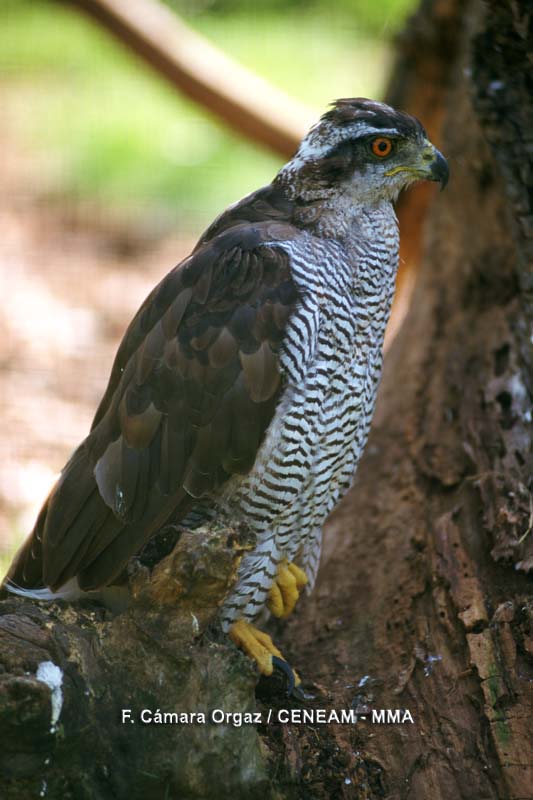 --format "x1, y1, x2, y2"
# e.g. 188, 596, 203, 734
1, 1, 532, 799
278, 2, 533, 797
